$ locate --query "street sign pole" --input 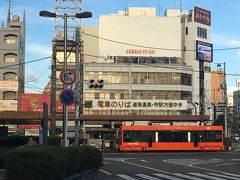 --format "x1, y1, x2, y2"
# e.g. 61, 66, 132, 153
63, 13, 68, 148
